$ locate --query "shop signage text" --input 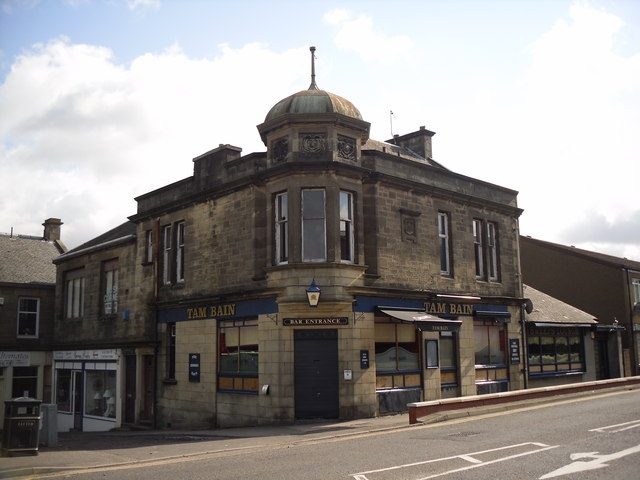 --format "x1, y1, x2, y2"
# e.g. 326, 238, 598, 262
424, 302, 474, 316
283, 317, 349, 326
53, 349, 118, 360
186, 303, 236, 320
0, 351, 30, 367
